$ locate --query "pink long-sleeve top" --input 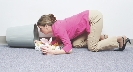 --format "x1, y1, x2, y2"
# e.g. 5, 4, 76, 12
51, 10, 90, 53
